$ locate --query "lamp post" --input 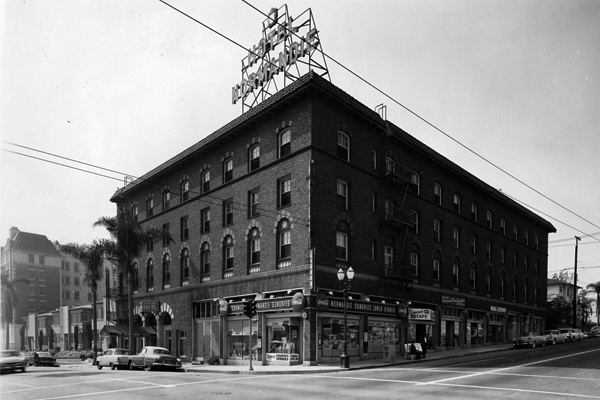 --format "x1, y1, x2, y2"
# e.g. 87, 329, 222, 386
337, 266, 354, 368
